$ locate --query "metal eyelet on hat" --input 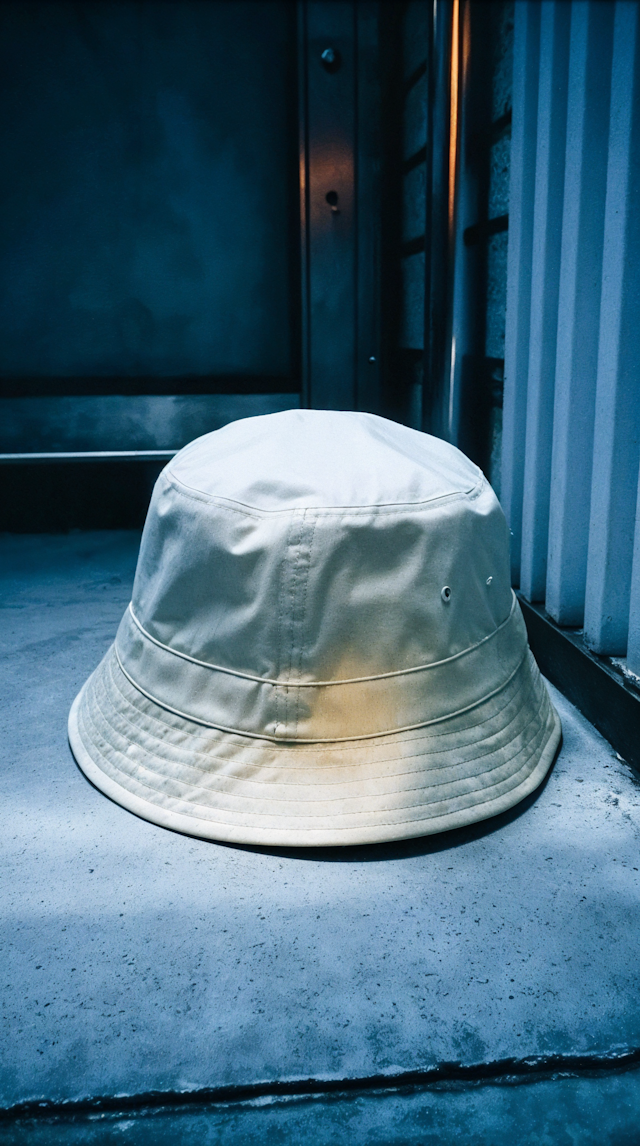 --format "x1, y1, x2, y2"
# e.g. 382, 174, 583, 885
441, 586, 452, 603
